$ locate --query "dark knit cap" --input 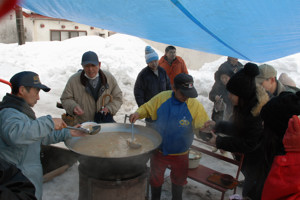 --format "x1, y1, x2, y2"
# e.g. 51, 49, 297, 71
226, 62, 259, 99
261, 91, 300, 137
215, 64, 235, 81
